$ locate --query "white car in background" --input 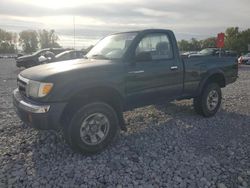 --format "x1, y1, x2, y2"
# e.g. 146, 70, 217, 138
238, 53, 250, 65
